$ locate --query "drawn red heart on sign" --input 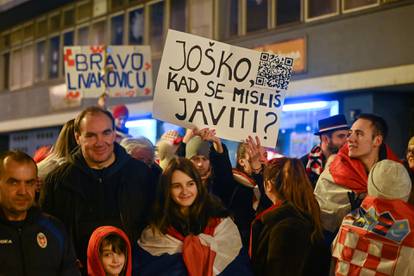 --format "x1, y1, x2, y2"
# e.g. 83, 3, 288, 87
126, 90, 135, 97
64, 49, 75, 67
66, 91, 80, 99
144, 88, 151, 95
145, 62, 152, 70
